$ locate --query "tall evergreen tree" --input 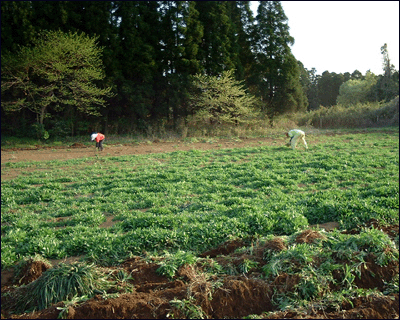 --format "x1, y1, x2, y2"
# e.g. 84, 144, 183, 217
30, 1, 69, 31
1, 1, 36, 53
273, 53, 308, 113
317, 71, 345, 107
236, 1, 256, 85
251, 1, 306, 115
297, 61, 311, 110
306, 68, 320, 110
196, 1, 236, 76
351, 70, 363, 80
379, 43, 399, 101
155, 1, 203, 124
225, 1, 254, 81
61, 2, 116, 73
176, 1, 203, 76
112, 1, 161, 130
